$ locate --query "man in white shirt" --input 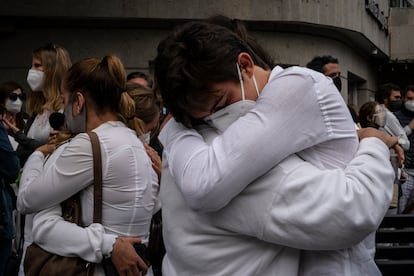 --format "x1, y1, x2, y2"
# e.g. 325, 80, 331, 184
375, 83, 410, 150
154, 20, 397, 275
